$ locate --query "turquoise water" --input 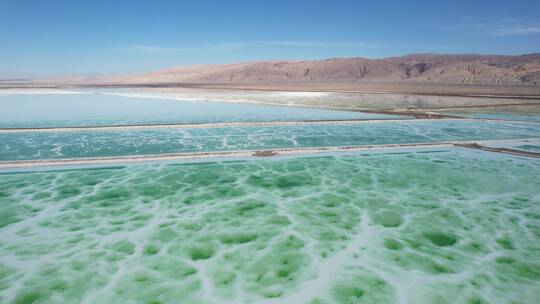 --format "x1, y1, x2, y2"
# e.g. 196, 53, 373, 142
0, 93, 404, 128
1, 120, 539, 161
476, 138, 540, 153
448, 112, 540, 123
517, 144, 540, 152
0, 149, 539, 303
1, 92, 540, 303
